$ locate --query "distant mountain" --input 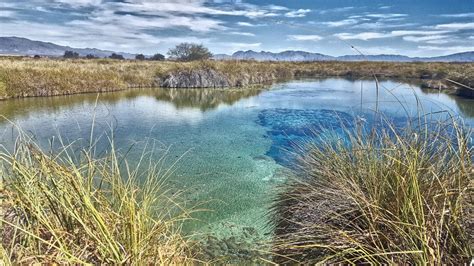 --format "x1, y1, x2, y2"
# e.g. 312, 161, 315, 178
337, 54, 413, 62
423, 52, 474, 62
216, 50, 474, 62
1, 37, 473, 62
0, 36, 136, 59
232, 50, 334, 61
212, 54, 233, 60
